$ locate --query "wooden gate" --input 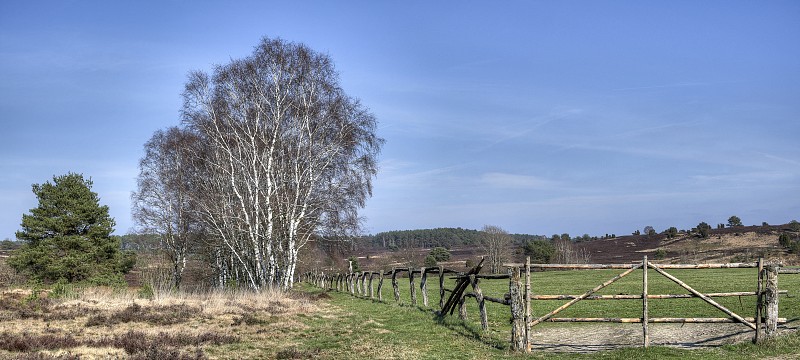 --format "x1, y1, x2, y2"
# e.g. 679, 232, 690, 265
521, 257, 787, 348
